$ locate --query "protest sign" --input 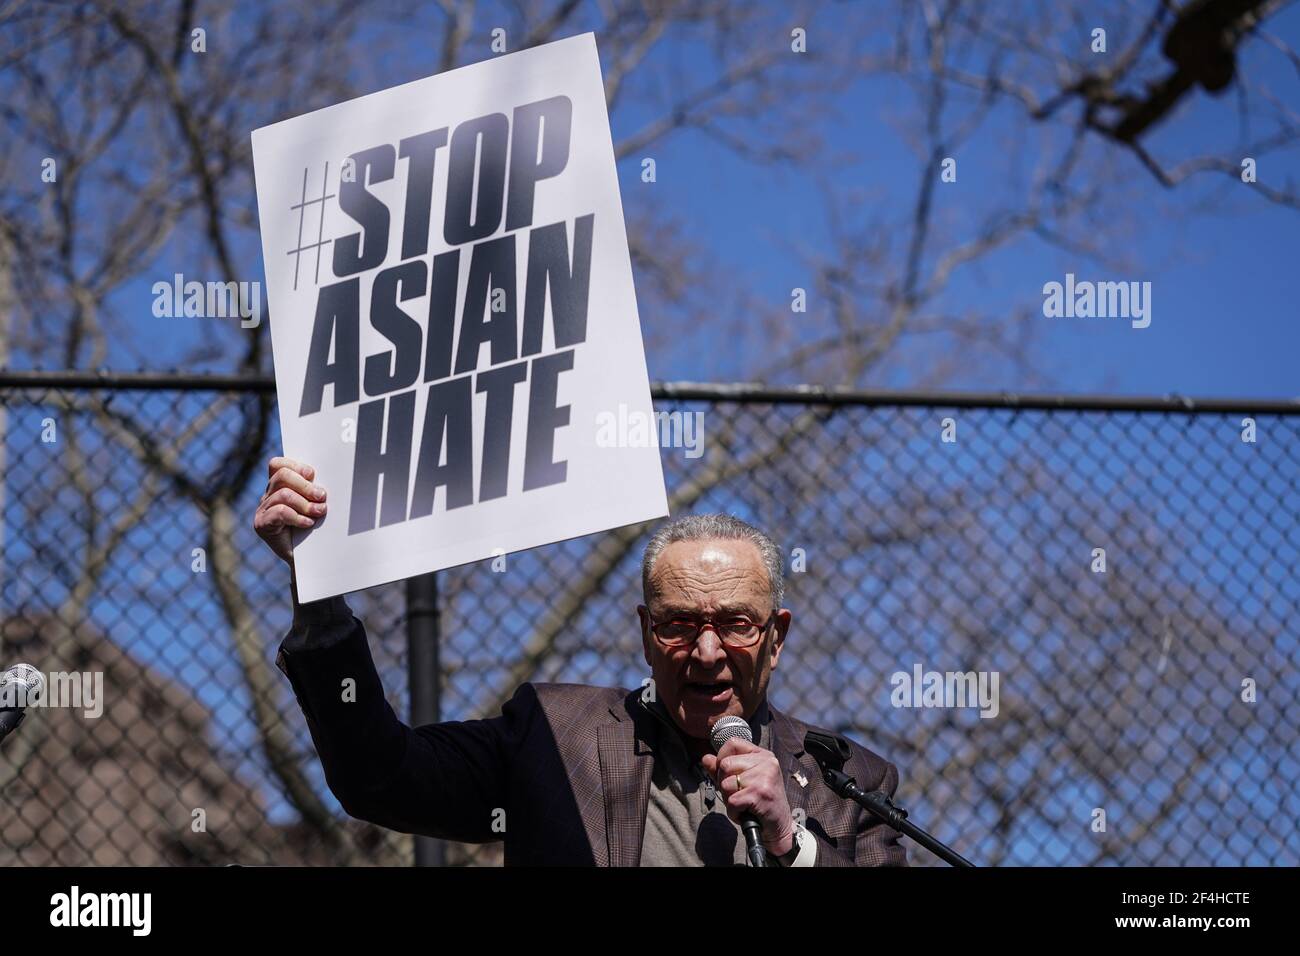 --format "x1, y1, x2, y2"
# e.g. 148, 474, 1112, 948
252, 33, 667, 602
